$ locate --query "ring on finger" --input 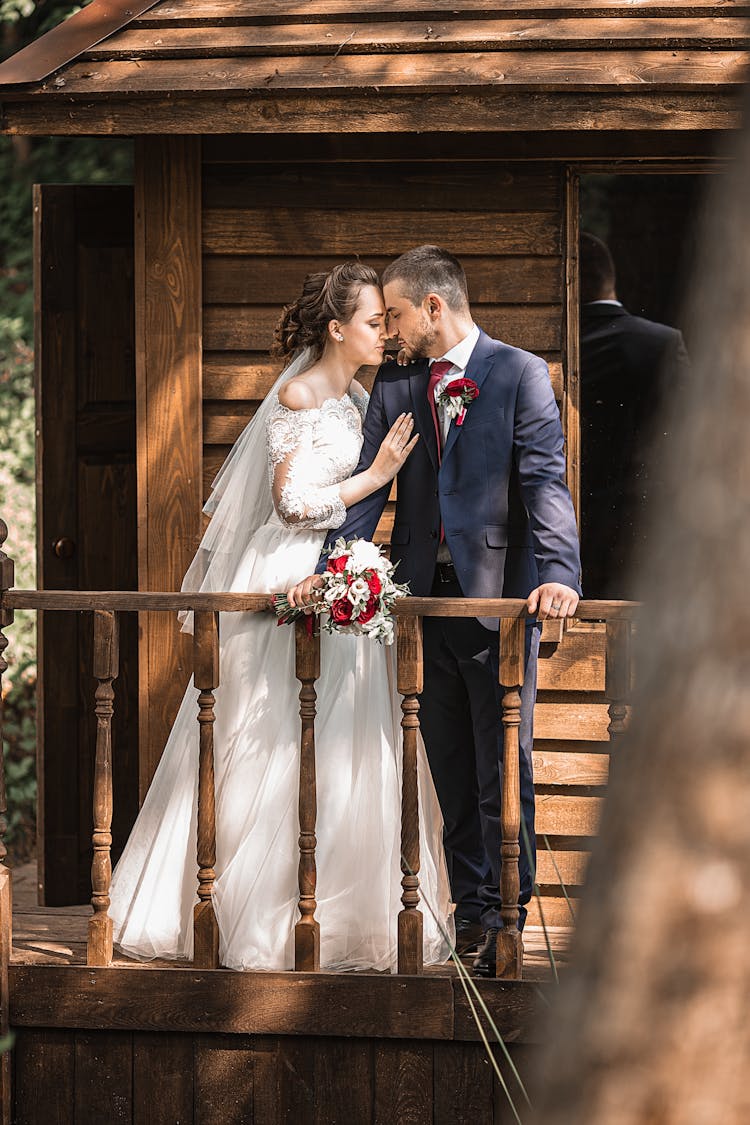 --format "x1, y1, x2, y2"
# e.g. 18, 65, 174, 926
551, 601, 562, 610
